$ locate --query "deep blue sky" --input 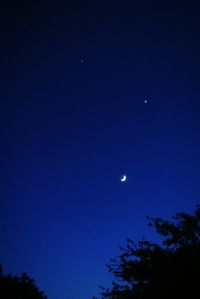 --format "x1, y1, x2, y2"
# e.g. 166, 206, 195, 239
1, 1, 200, 299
